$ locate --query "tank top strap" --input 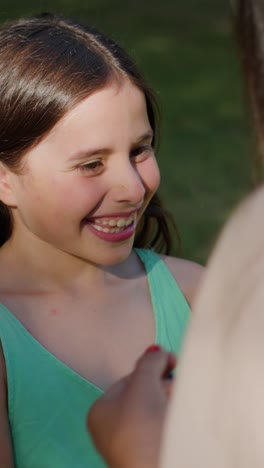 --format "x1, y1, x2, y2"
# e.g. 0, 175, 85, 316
135, 248, 191, 355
